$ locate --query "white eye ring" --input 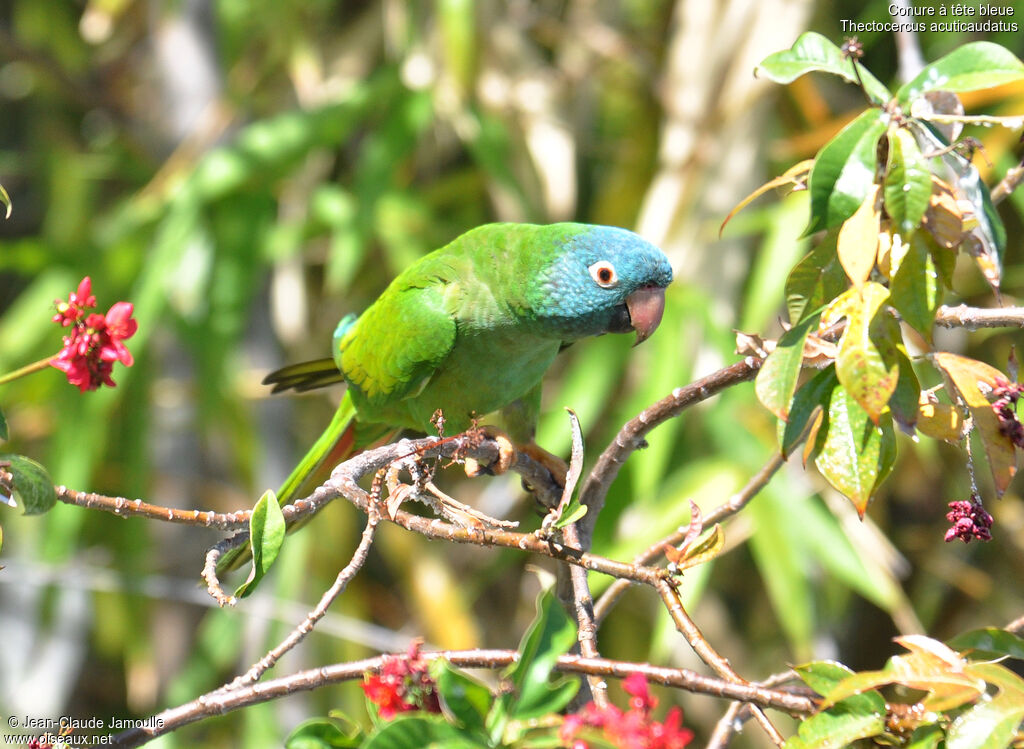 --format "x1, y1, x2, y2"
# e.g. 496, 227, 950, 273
588, 260, 618, 288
